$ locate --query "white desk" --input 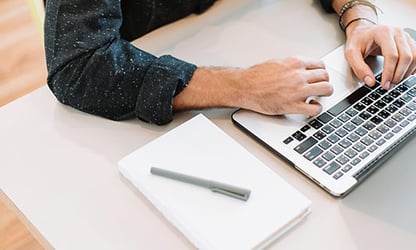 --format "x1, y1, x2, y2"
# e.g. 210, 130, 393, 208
1, 0, 415, 249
